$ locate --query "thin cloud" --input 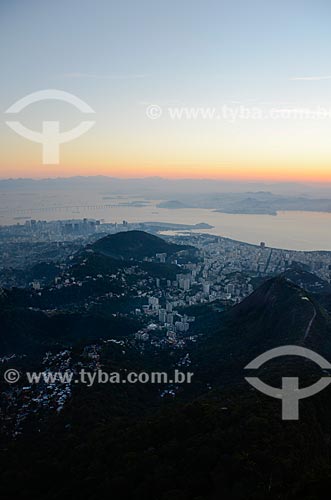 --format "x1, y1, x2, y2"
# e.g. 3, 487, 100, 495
290, 75, 331, 81
58, 72, 147, 80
